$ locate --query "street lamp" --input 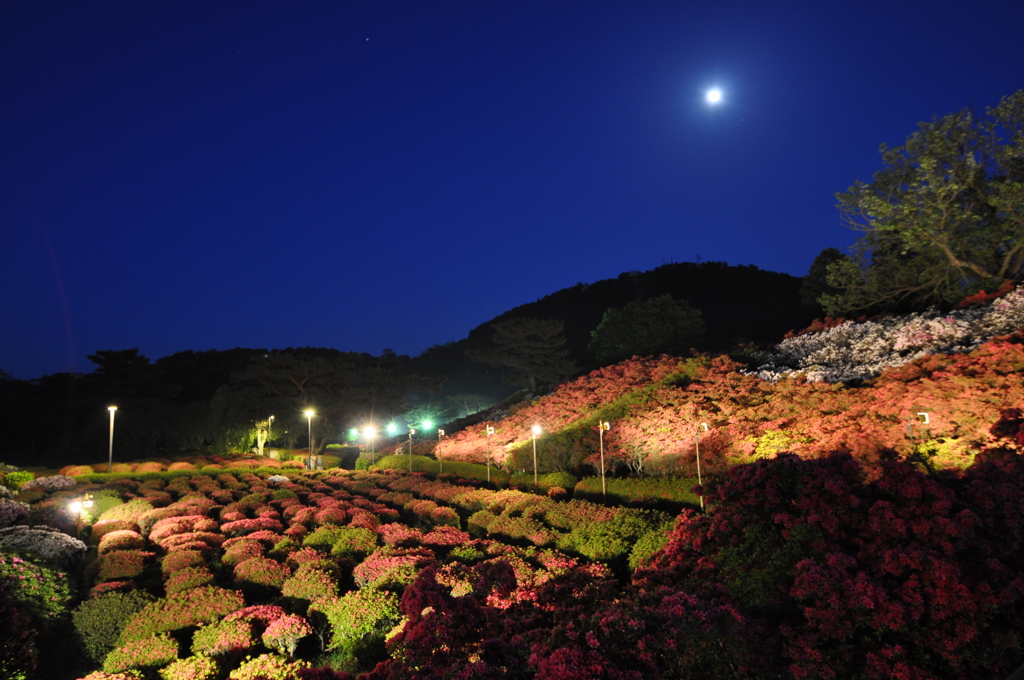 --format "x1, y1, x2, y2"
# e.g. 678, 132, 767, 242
437, 429, 445, 475
363, 426, 377, 463
408, 428, 416, 472
305, 410, 315, 470
598, 421, 610, 501
695, 423, 708, 511
485, 426, 495, 483
107, 406, 117, 472
531, 424, 542, 489
268, 415, 275, 441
